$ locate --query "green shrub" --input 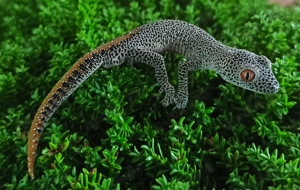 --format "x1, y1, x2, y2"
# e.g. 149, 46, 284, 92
1, 0, 300, 189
